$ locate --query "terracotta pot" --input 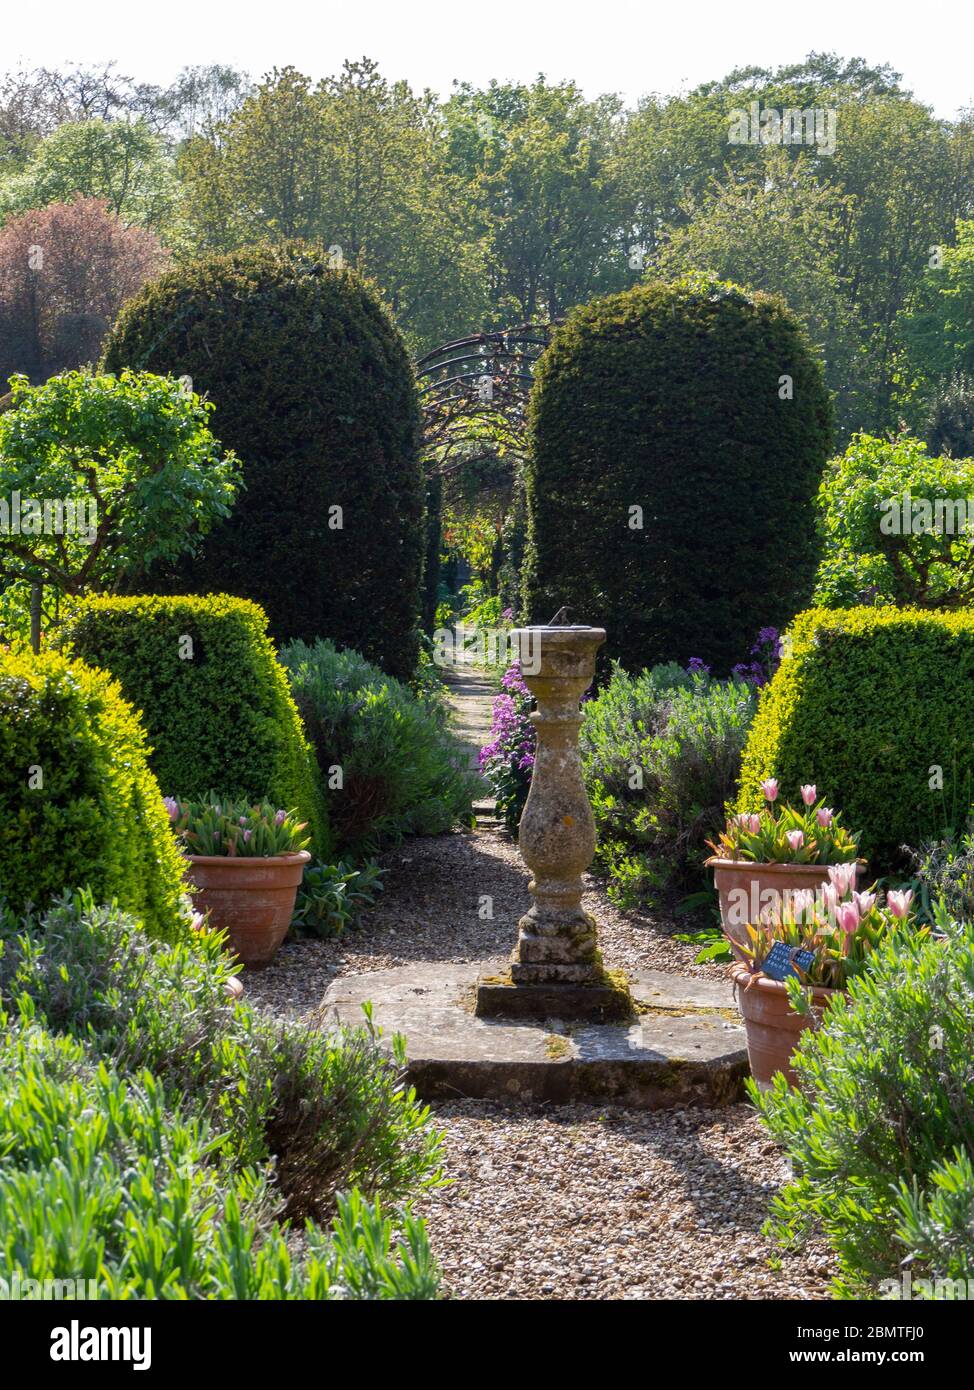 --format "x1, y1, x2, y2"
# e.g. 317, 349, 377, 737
186, 851, 310, 967
707, 858, 863, 960
730, 962, 838, 1089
